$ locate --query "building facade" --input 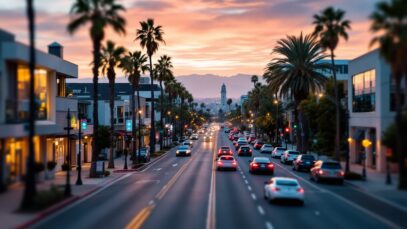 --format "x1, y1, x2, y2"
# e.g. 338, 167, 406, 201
0, 29, 78, 188
348, 49, 398, 173
221, 83, 227, 111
